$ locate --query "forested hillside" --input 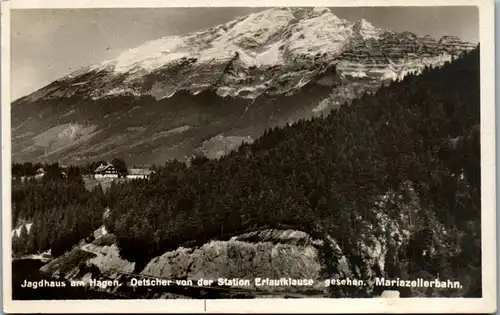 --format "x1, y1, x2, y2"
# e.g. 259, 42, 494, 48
12, 47, 481, 297
105, 47, 481, 296
11, 165, 106, 257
